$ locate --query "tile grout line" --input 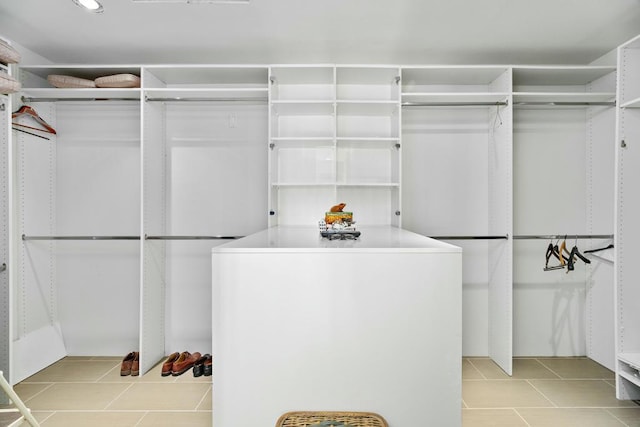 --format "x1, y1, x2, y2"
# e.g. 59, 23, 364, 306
465, 358, 488, 380
17, 382, 55, 404
193, 384, 212, 411
534, 358, 564, 379
103, 382, 135, 411
512, 408, 533, 427
603, 408, 634, 427
133, 410, 150, 427
33, 410, 56, 425
525, 379, 558, 408
94, 364, 123, 383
